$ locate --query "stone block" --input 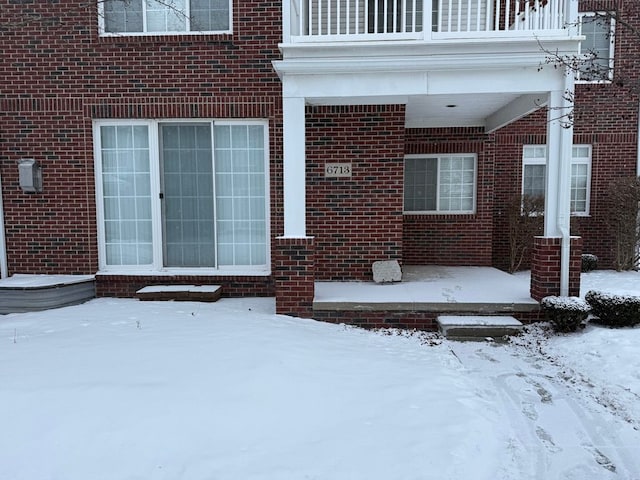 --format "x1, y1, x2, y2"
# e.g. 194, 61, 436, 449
372, 260, 402, 283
